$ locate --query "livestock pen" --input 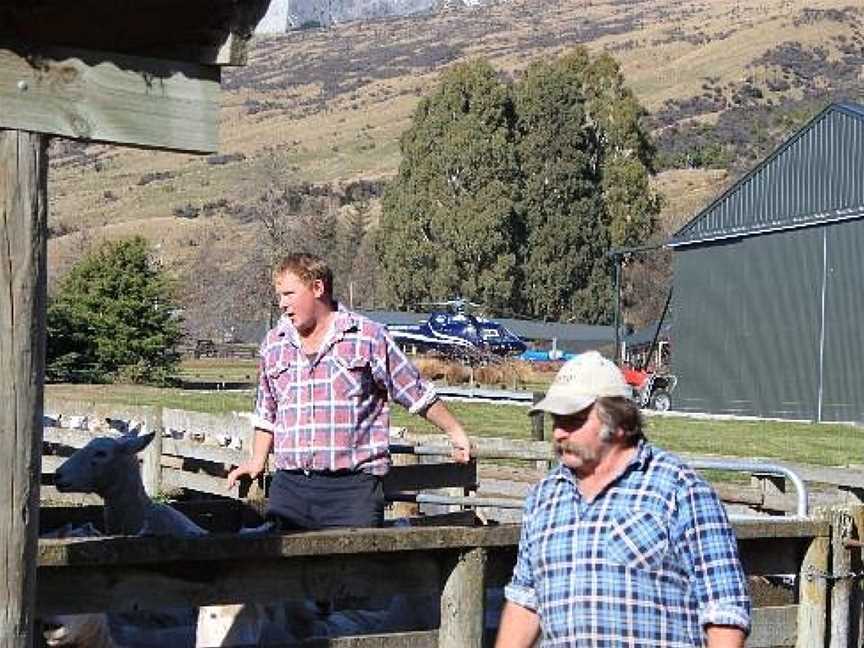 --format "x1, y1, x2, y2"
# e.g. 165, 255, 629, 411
37, 399, 864, 646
